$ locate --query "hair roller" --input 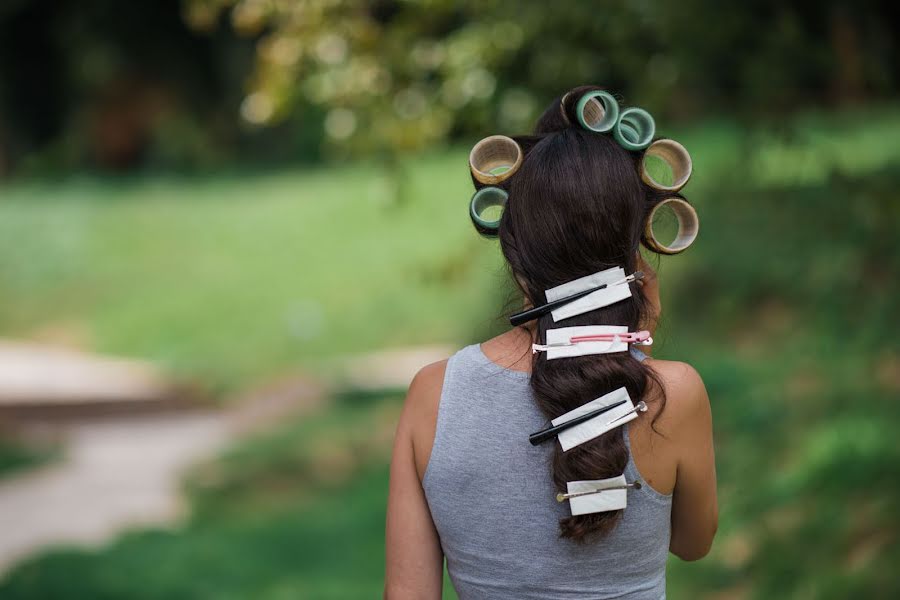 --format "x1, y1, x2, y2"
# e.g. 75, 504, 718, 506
559, 91, 572, 125
643, 197, 699, 254
640, 139, 692, 192
613, 107, 655, 151
469, 186, 508, 237
469, 135, 523, 185
574, 91, 620, 133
